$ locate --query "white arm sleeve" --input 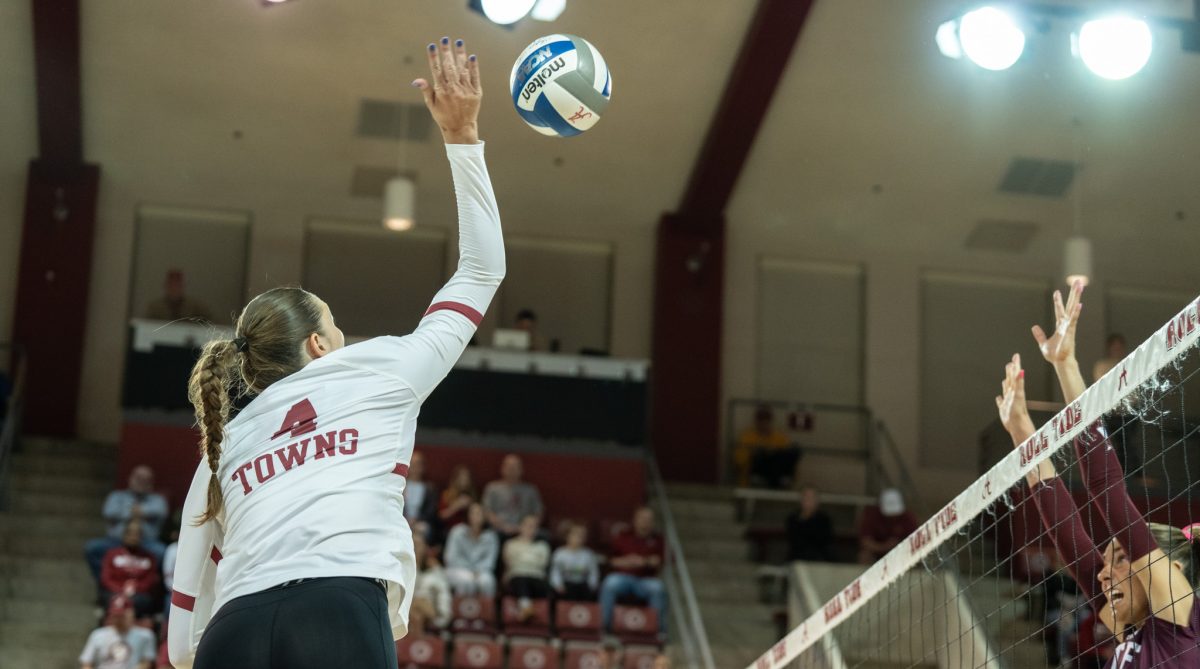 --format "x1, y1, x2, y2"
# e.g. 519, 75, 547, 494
167, 462, 224, 669
332, 142, 505, 401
